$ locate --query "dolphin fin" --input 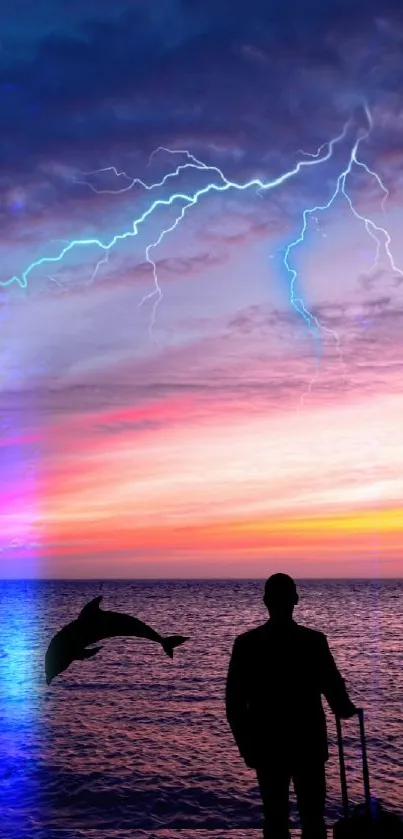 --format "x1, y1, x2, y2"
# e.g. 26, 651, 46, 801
161, 635, 189, 658
79, 595, 103, 618
77, 646, 102, 660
